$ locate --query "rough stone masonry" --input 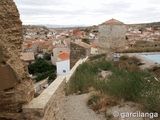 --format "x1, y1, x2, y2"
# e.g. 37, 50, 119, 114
0, 0, 34, 119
